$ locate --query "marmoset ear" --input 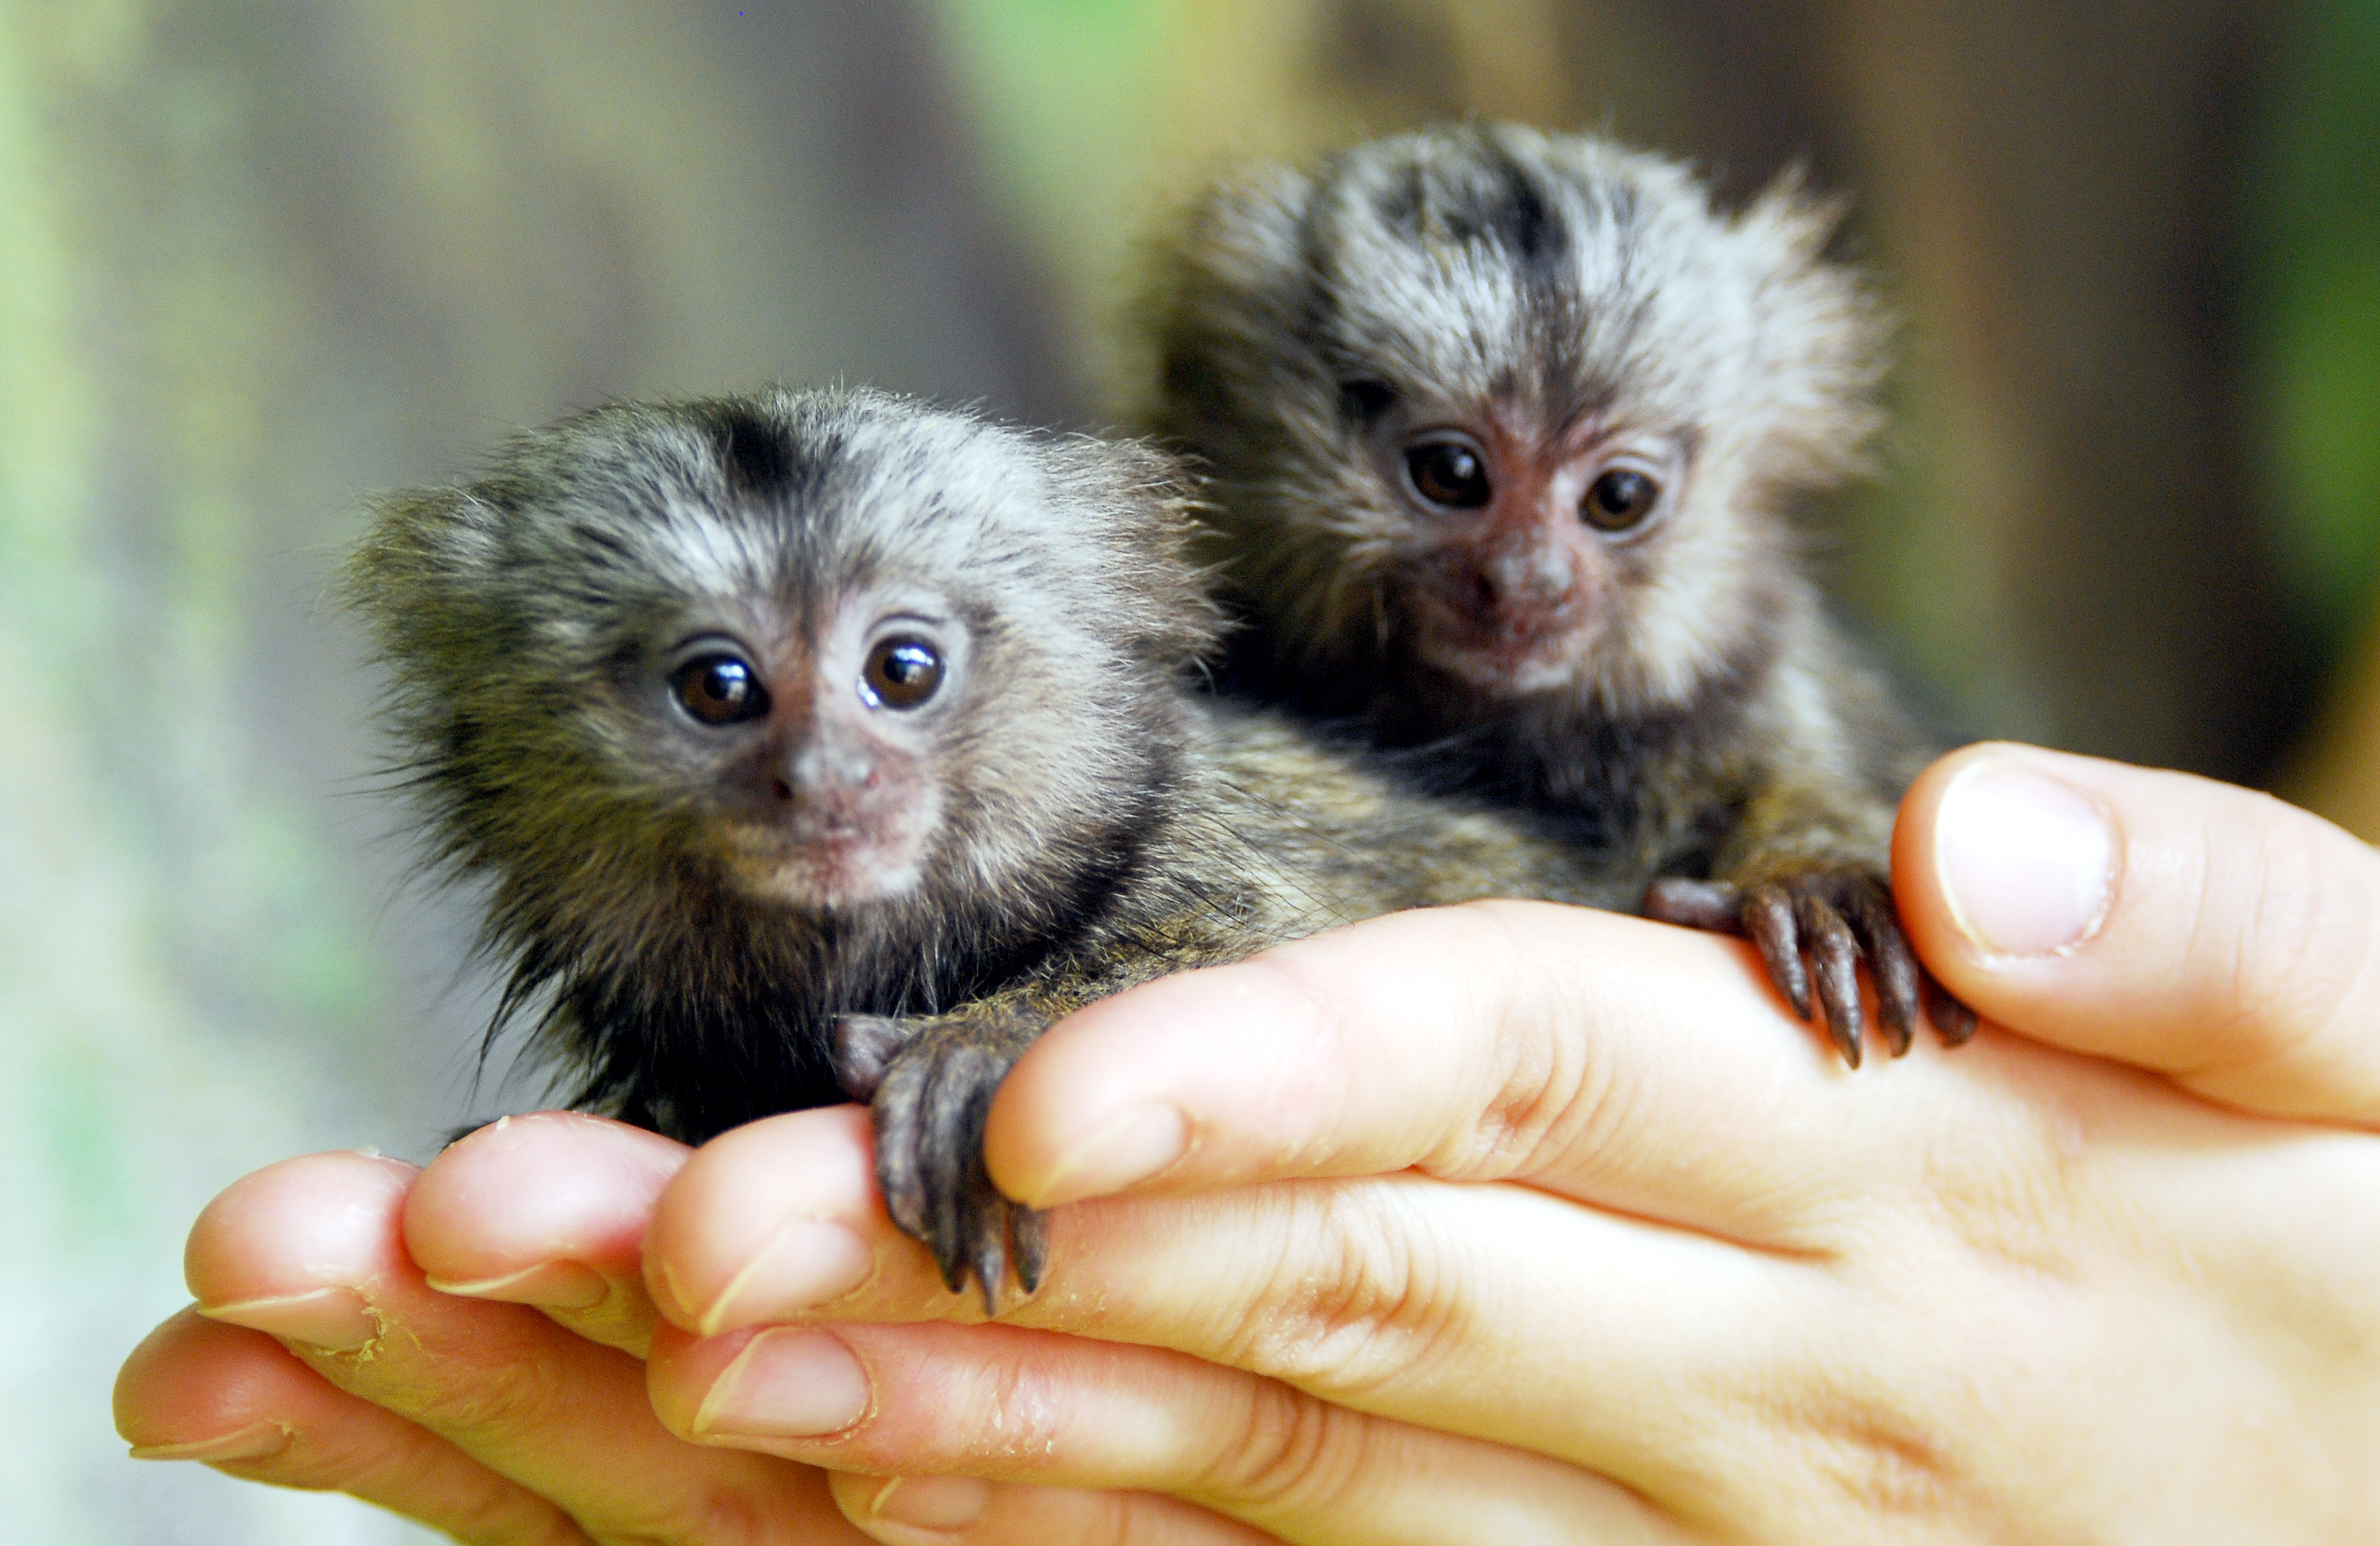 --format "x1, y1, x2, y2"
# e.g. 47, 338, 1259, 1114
349, 484, 504, 605
1732, 166, 1892, 489
1136, 166, 1318, 423
1039, 434, 1225, 671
